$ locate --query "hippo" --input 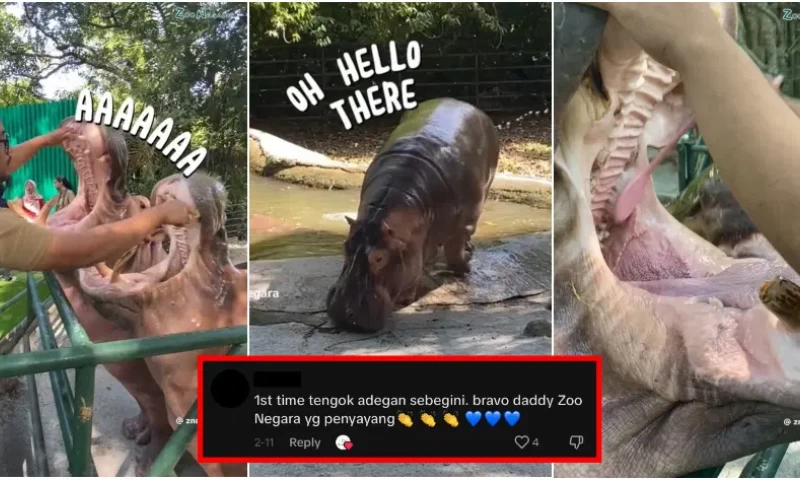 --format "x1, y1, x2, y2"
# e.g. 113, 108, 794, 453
326, 98, 499, 332
78, 172, 247, 477
46, 121, 174, 468
678, 167, 783, 262
45, 121, 246, 476
554, 3, 800, 477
